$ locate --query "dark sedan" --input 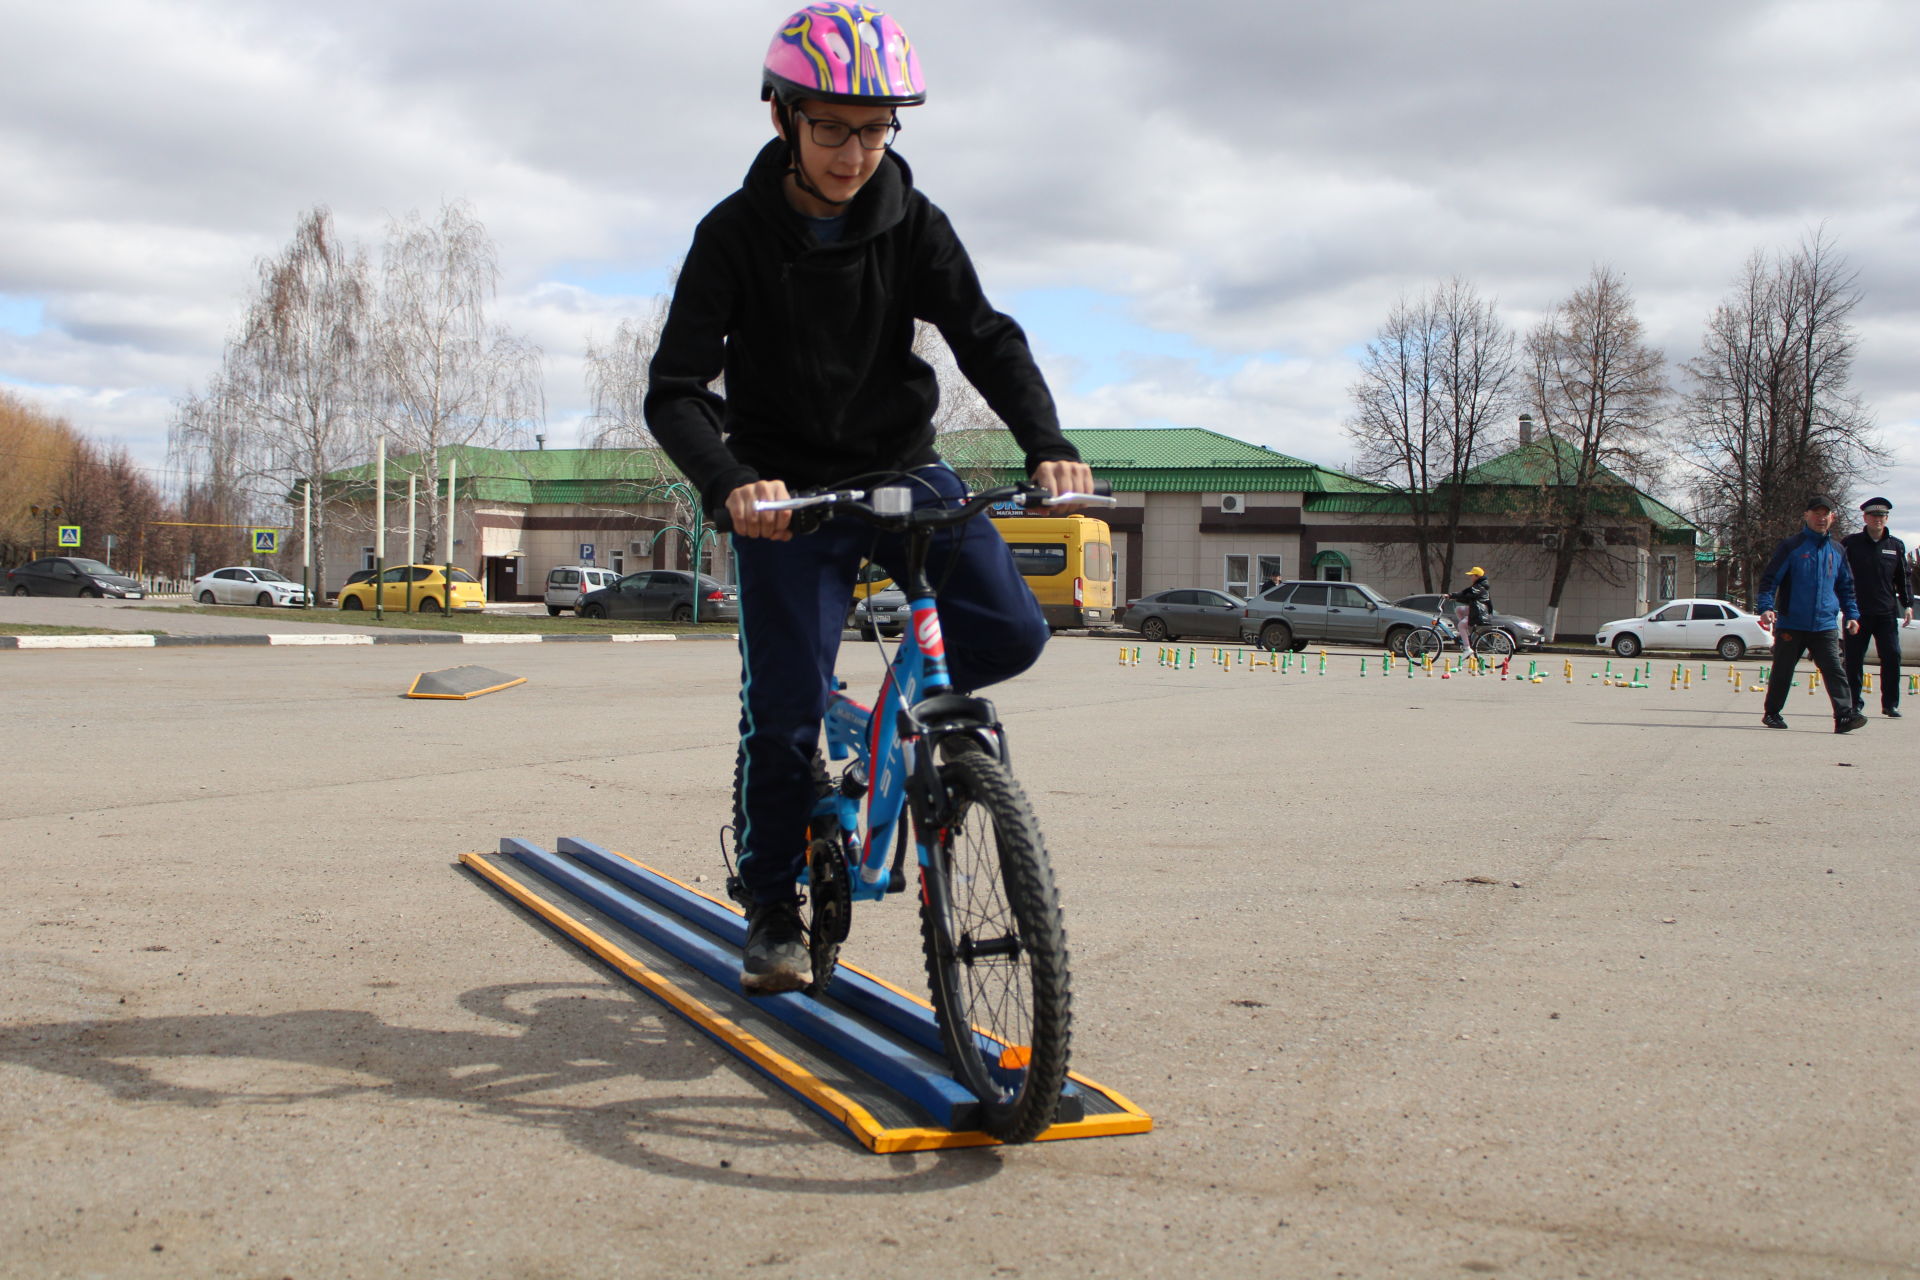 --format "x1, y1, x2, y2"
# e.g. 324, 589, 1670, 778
1116, 588, 1248, 642
6, 556, 146, 599
577, 570, 740, 623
